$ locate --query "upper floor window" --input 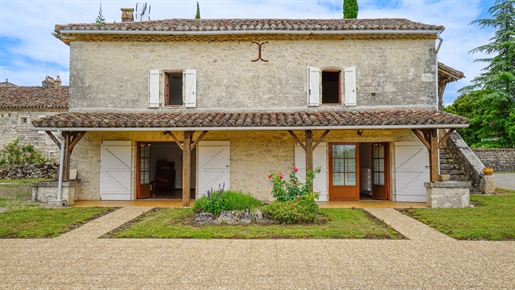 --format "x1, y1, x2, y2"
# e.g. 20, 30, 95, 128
307, 66, 356, 107
148, 69, 197, 108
